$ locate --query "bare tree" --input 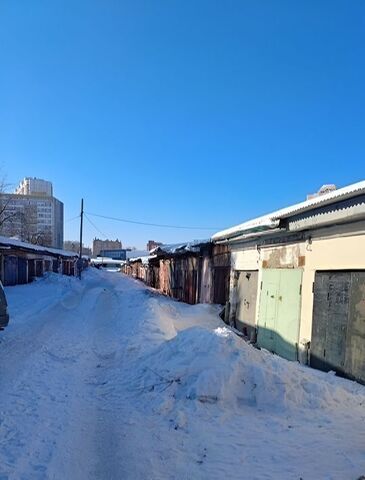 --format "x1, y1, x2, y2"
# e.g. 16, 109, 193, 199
0, 175, 17, 230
